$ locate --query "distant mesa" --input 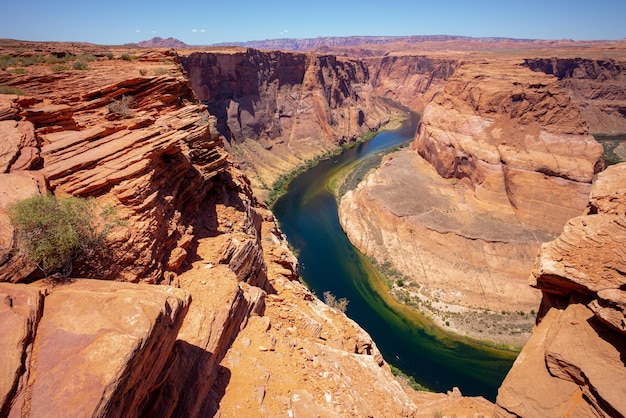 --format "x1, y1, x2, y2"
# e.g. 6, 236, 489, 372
134, 37, 191, 48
